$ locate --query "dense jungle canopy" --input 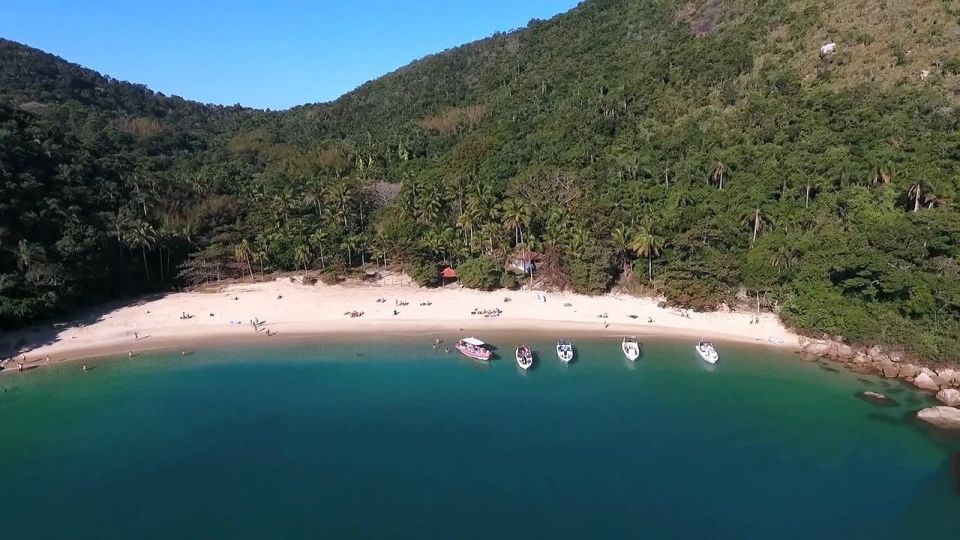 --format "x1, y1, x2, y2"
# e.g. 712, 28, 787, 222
2, 0, 960, 362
